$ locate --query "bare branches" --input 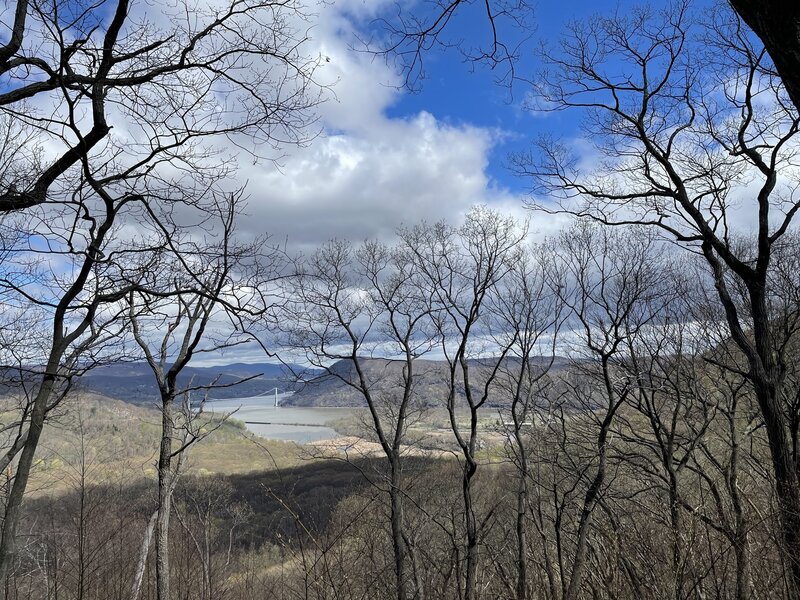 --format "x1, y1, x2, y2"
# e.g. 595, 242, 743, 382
364, 0, 532, 91
0, 0, 324, 213
519, 3, 800, 276
0, 0, 319, 580
512, 4, 800, 592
